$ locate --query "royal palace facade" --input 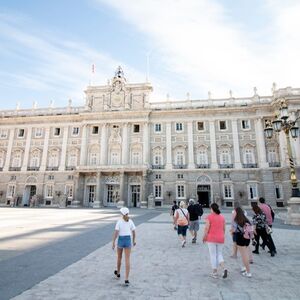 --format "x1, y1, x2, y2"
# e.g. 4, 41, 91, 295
0, 68, 299, 209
